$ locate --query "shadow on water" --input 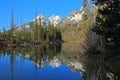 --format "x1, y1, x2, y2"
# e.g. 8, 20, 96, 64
81, 48, 120, 80
60, 43, 120, 80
